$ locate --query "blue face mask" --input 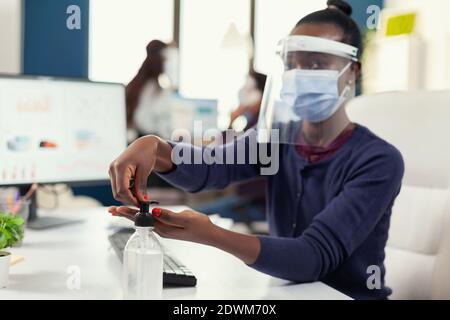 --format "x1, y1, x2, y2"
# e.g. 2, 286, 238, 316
280, 63, 352, 123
